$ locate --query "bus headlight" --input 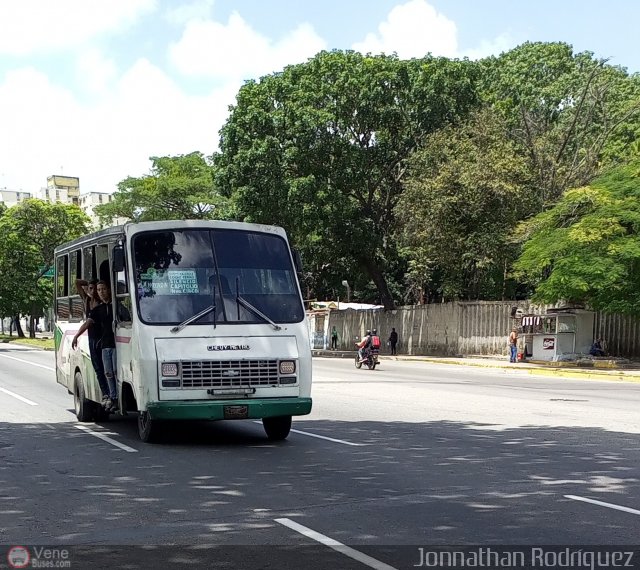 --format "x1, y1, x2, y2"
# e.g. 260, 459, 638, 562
279, 360, 296, 375
161, 362, 180, 377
